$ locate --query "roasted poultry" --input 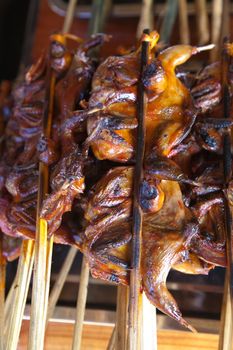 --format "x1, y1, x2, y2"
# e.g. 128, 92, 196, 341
0, 31, 231, 331
0, 33, 106, 247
